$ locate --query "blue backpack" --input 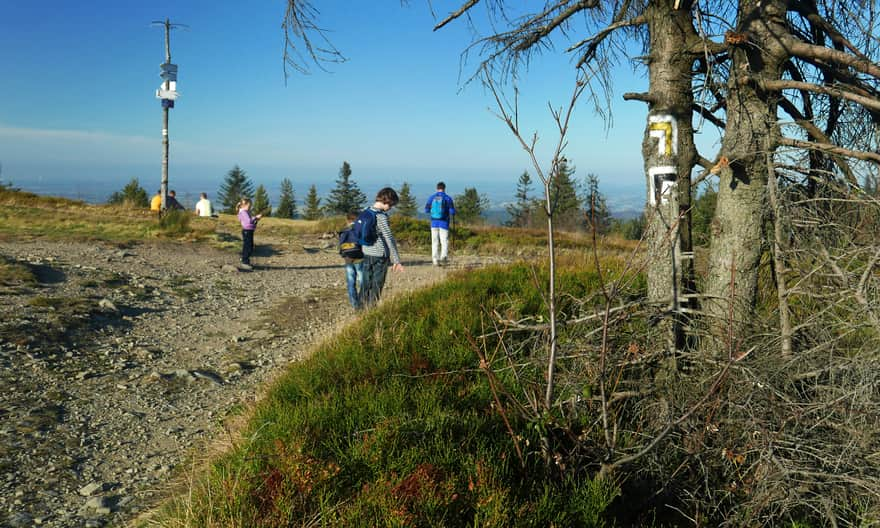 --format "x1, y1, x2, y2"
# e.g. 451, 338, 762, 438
353, 208, 378, 246
429, 194, 448, 220
338, 227, 363, 259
